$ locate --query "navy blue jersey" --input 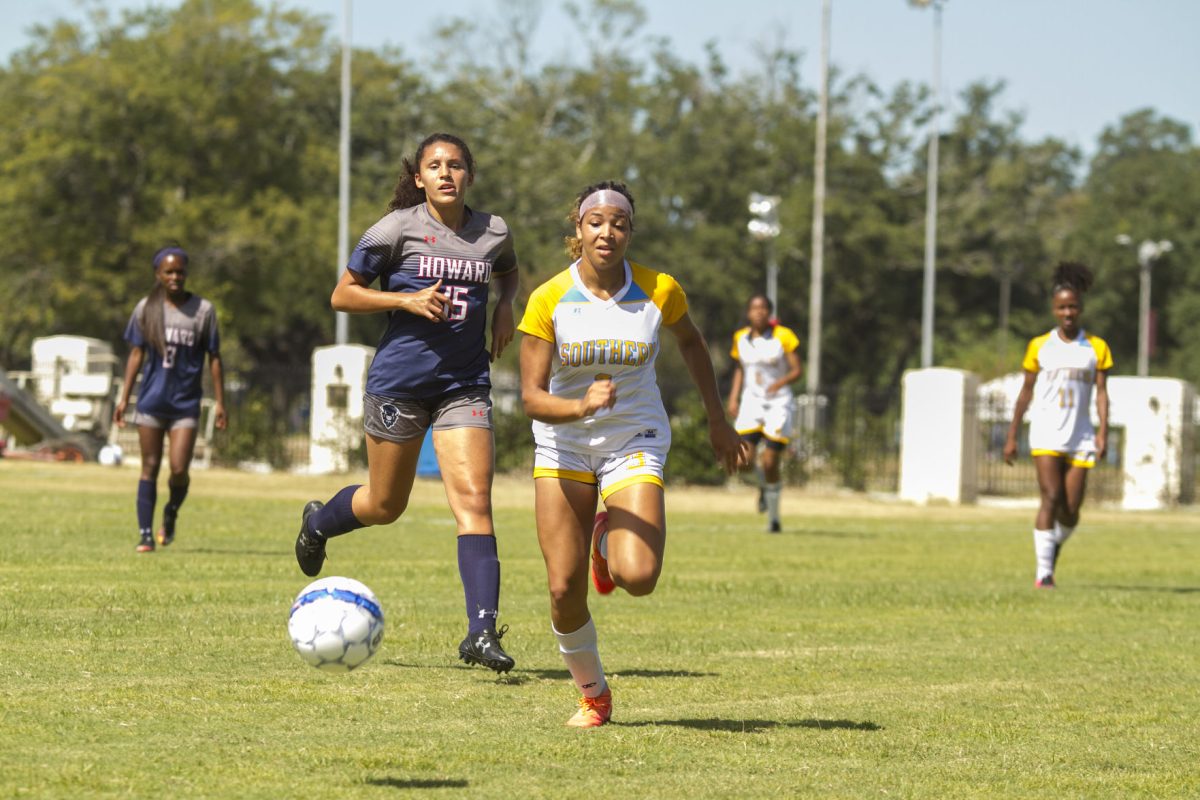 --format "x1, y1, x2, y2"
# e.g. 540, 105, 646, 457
348, 204, 518, 399
124, 294, 220, 419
